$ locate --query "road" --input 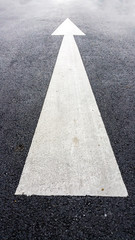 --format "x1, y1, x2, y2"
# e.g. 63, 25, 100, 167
0, 0, 135, 239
